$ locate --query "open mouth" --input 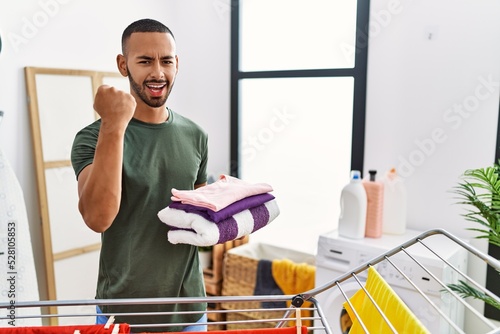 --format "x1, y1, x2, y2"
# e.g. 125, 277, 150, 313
145, 82, 167, 97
